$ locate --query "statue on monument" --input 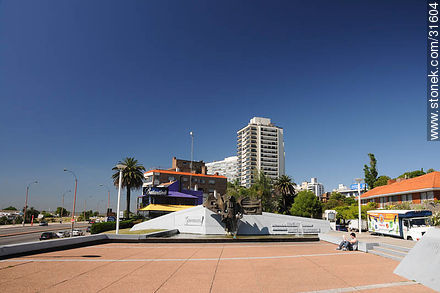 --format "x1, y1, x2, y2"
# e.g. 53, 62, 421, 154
203, 193, 262, 237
